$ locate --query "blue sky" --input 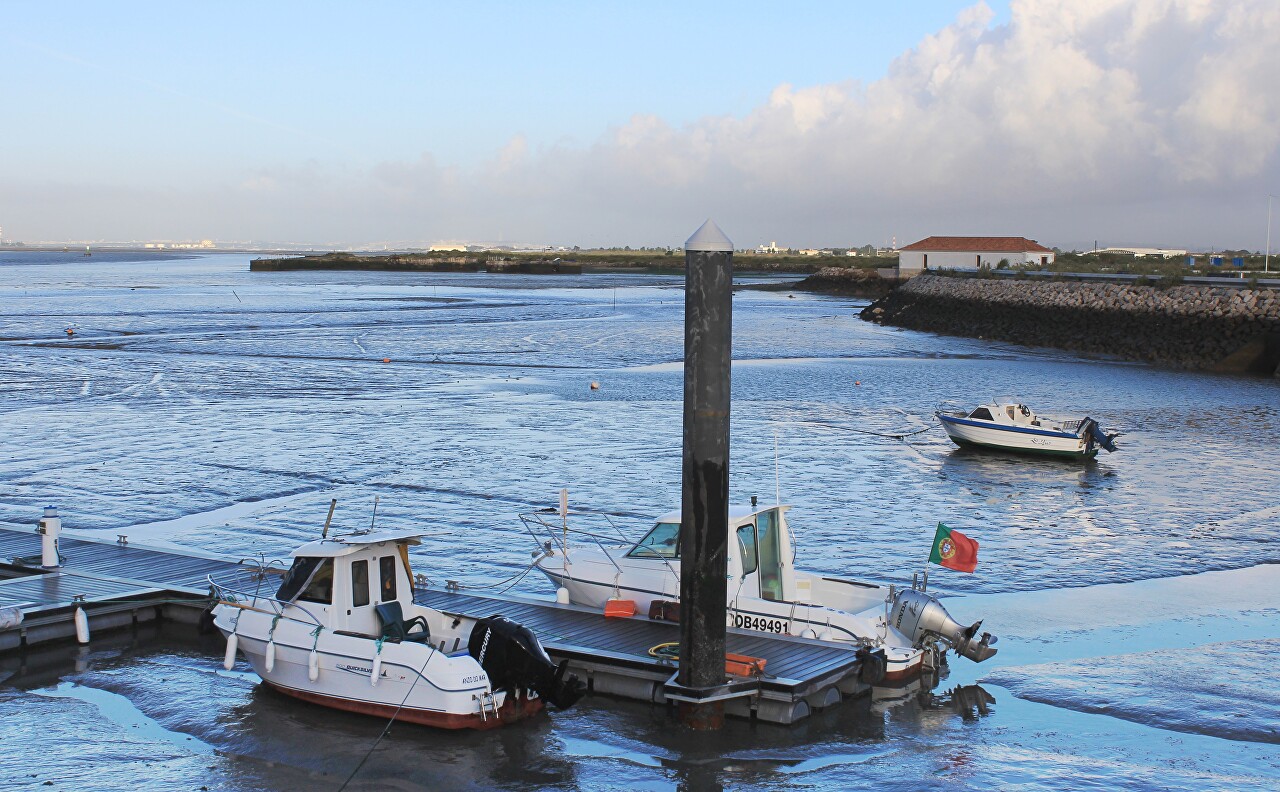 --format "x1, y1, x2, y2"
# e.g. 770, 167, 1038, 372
5, 2, 1005, 173
3, 1, 1277, 250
